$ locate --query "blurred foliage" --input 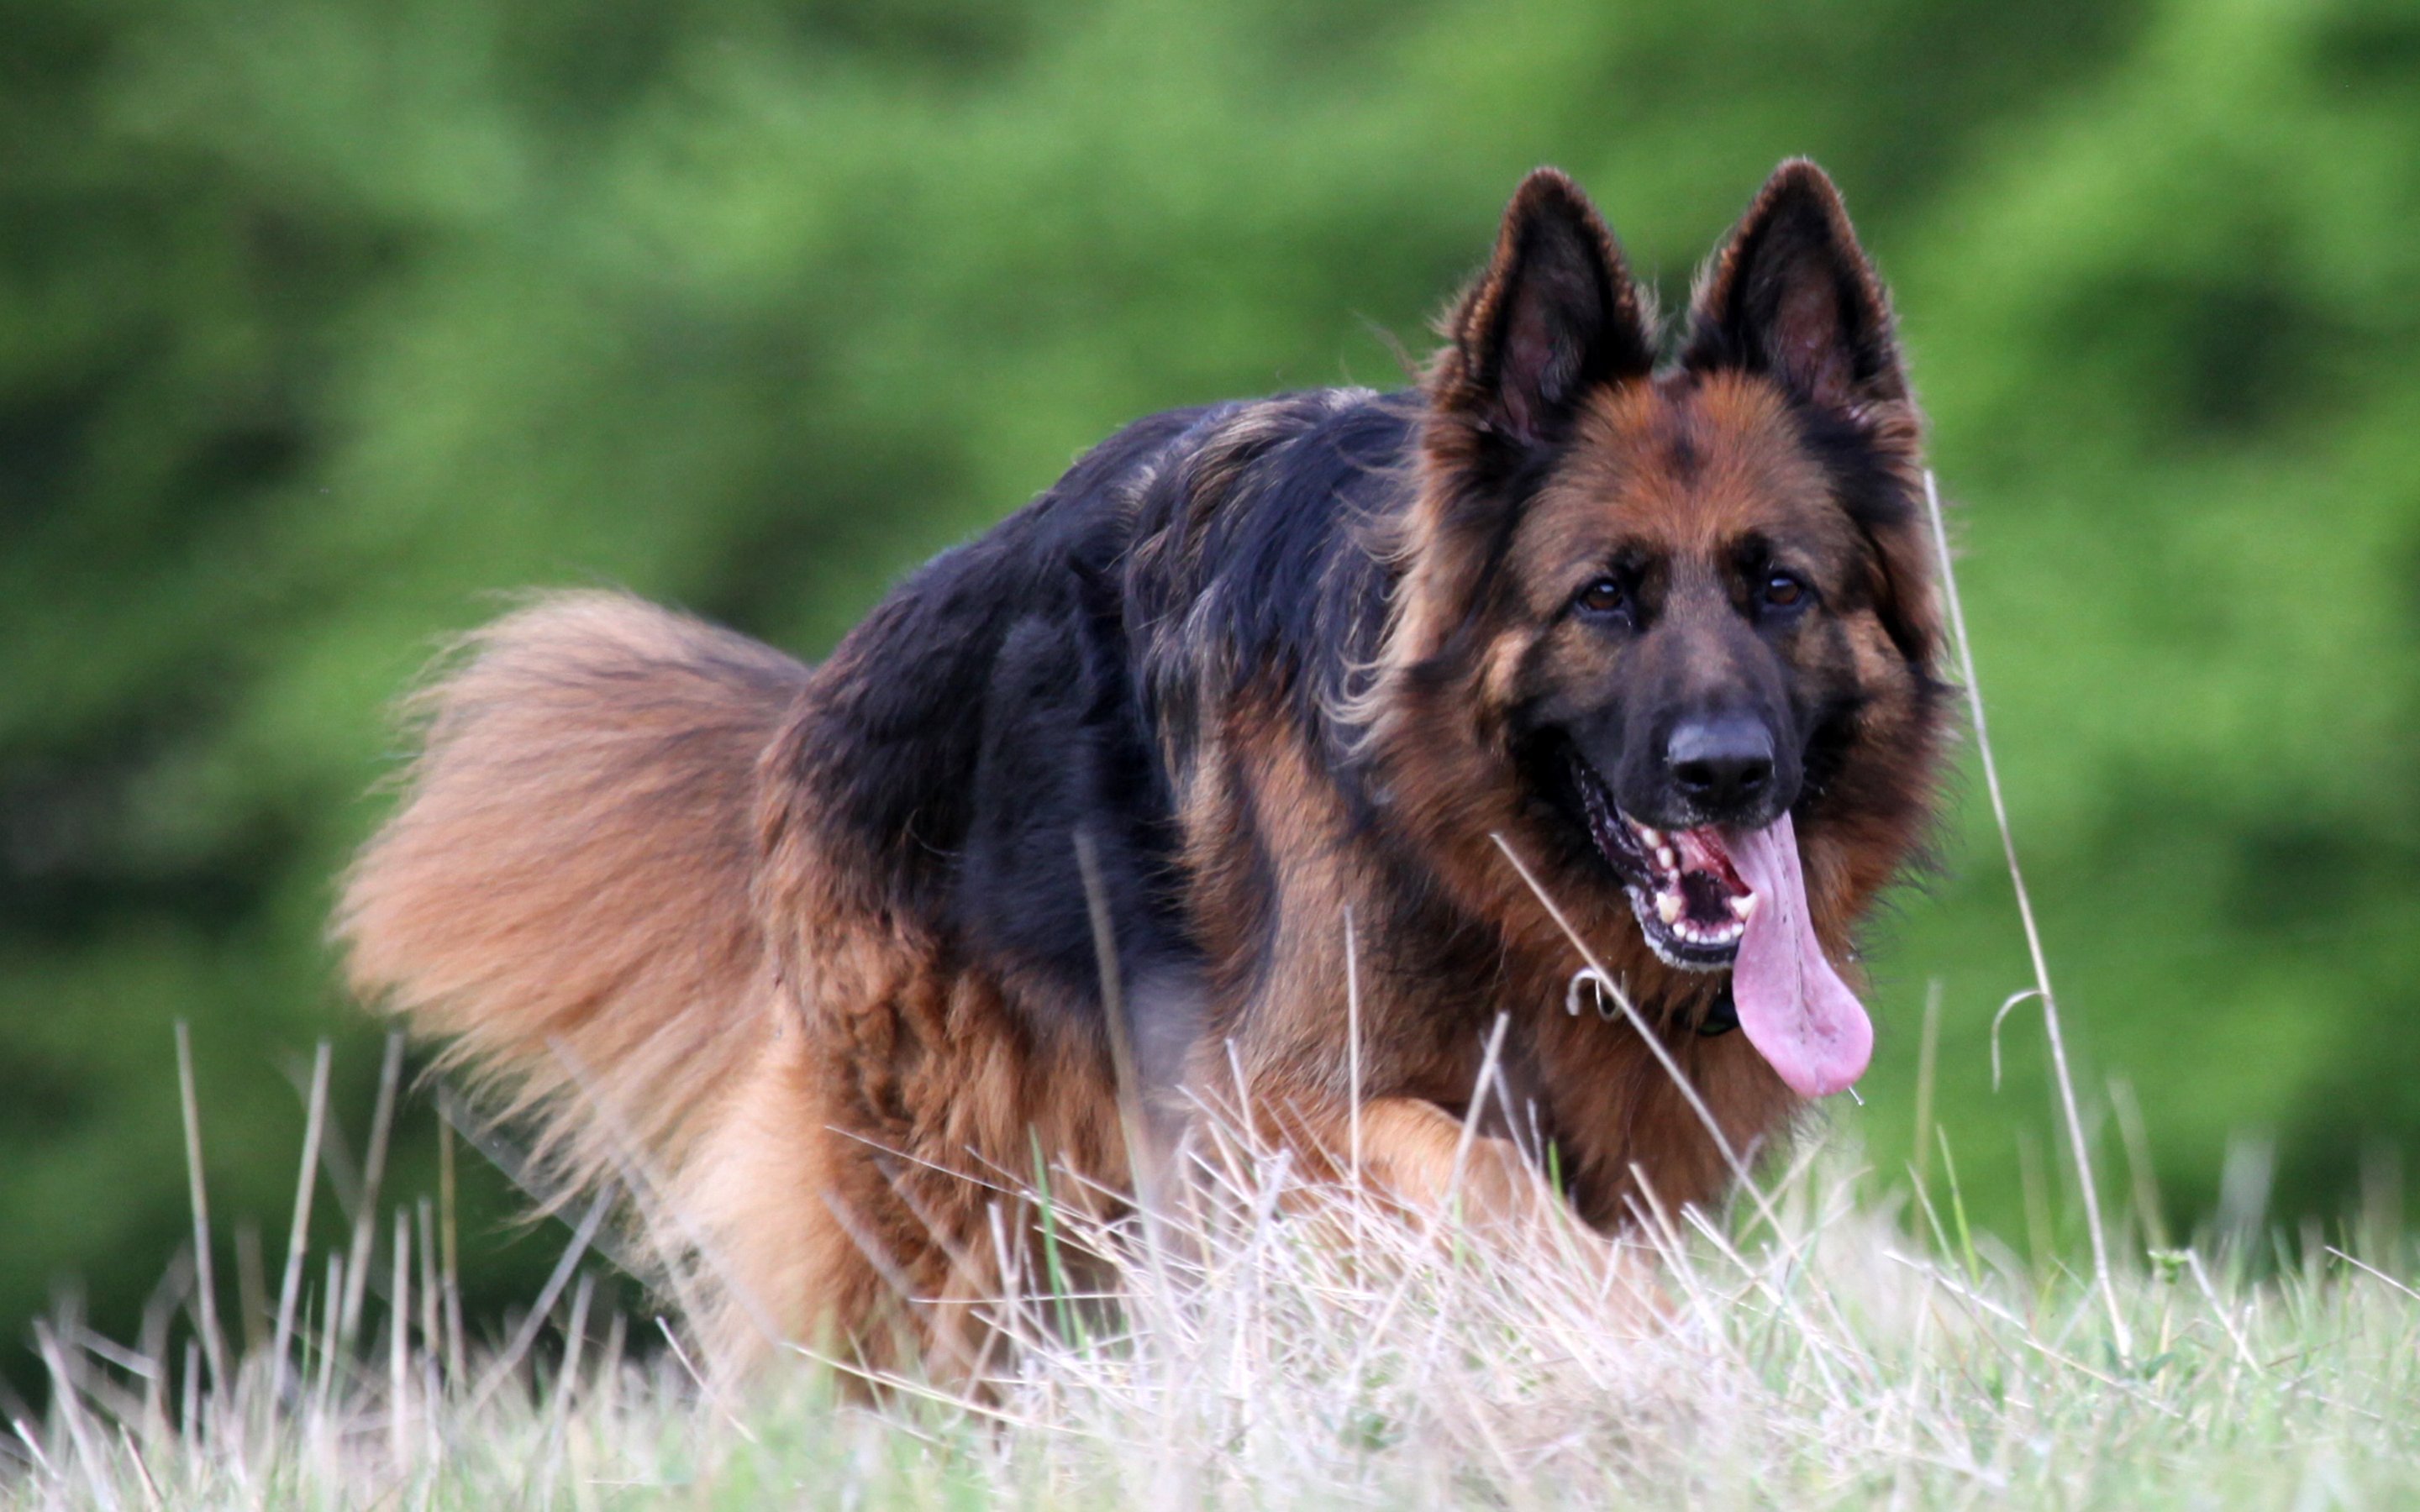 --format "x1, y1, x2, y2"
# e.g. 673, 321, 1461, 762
5, 0, 2418, 1390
